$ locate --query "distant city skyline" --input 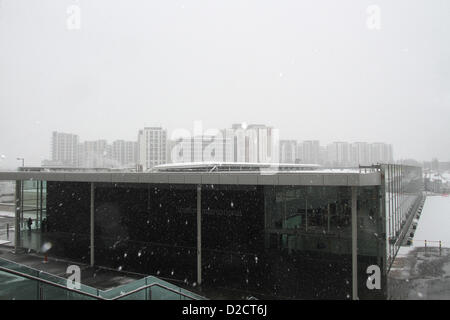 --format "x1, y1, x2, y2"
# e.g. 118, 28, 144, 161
44, 124, 395, 170
1, 1, 450, 167
0, 120, 435, 169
